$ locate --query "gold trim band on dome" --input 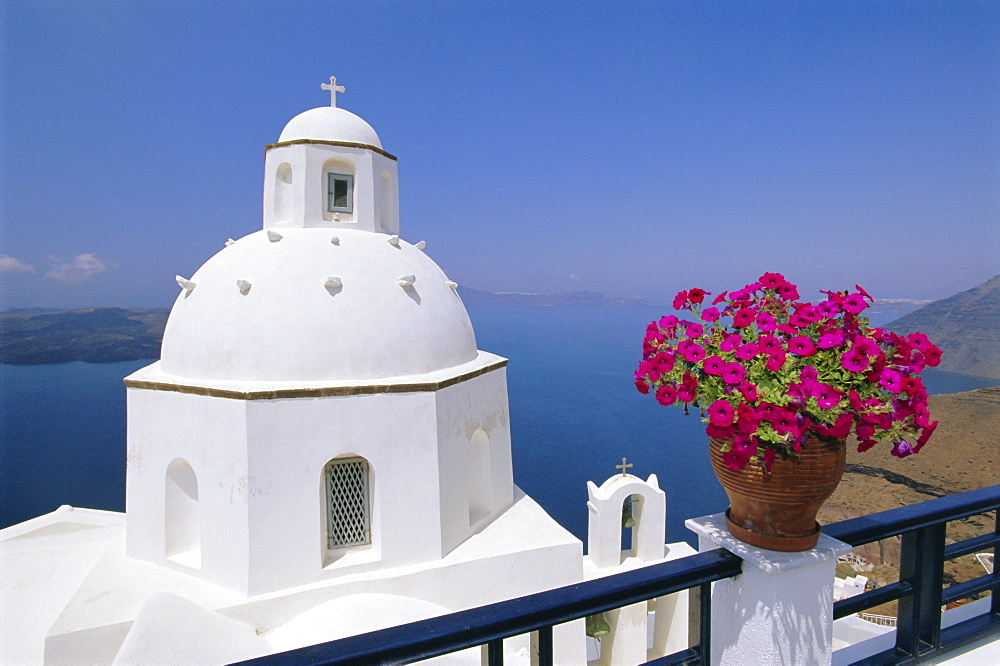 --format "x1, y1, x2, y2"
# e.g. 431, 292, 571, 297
265, 139, 397, 161
124, 359, 508, 401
